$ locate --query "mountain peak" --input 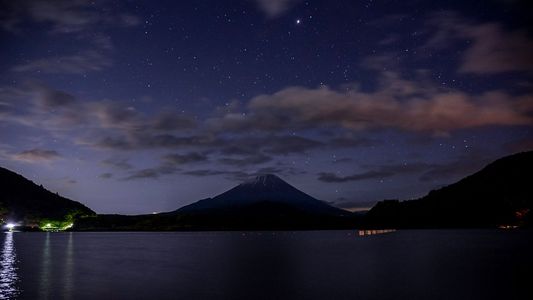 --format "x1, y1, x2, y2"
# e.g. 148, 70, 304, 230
242, 174, 286, 187
177, 173, 348, 216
